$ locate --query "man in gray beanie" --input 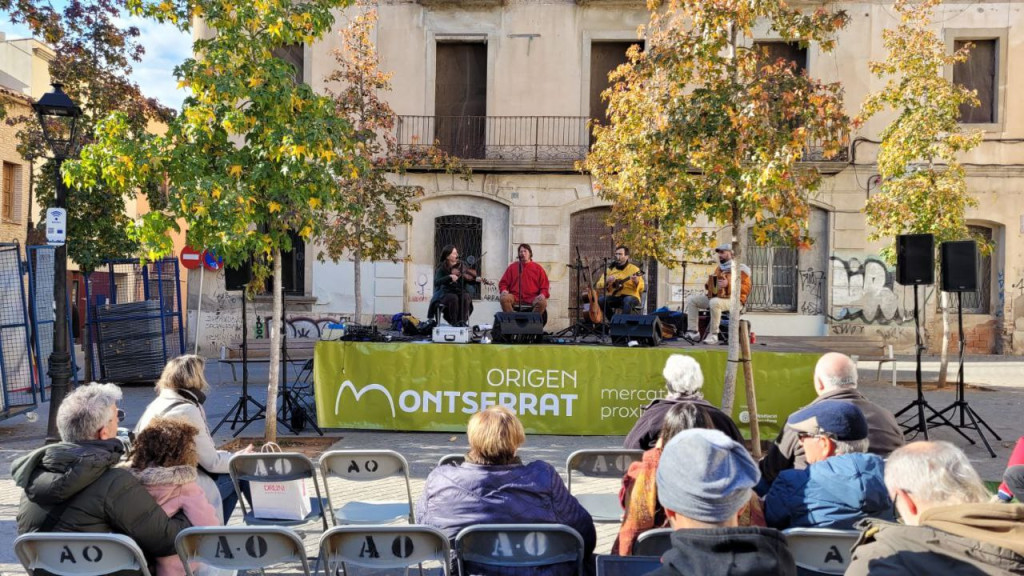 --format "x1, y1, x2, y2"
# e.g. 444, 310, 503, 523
645, 429, 796, 576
